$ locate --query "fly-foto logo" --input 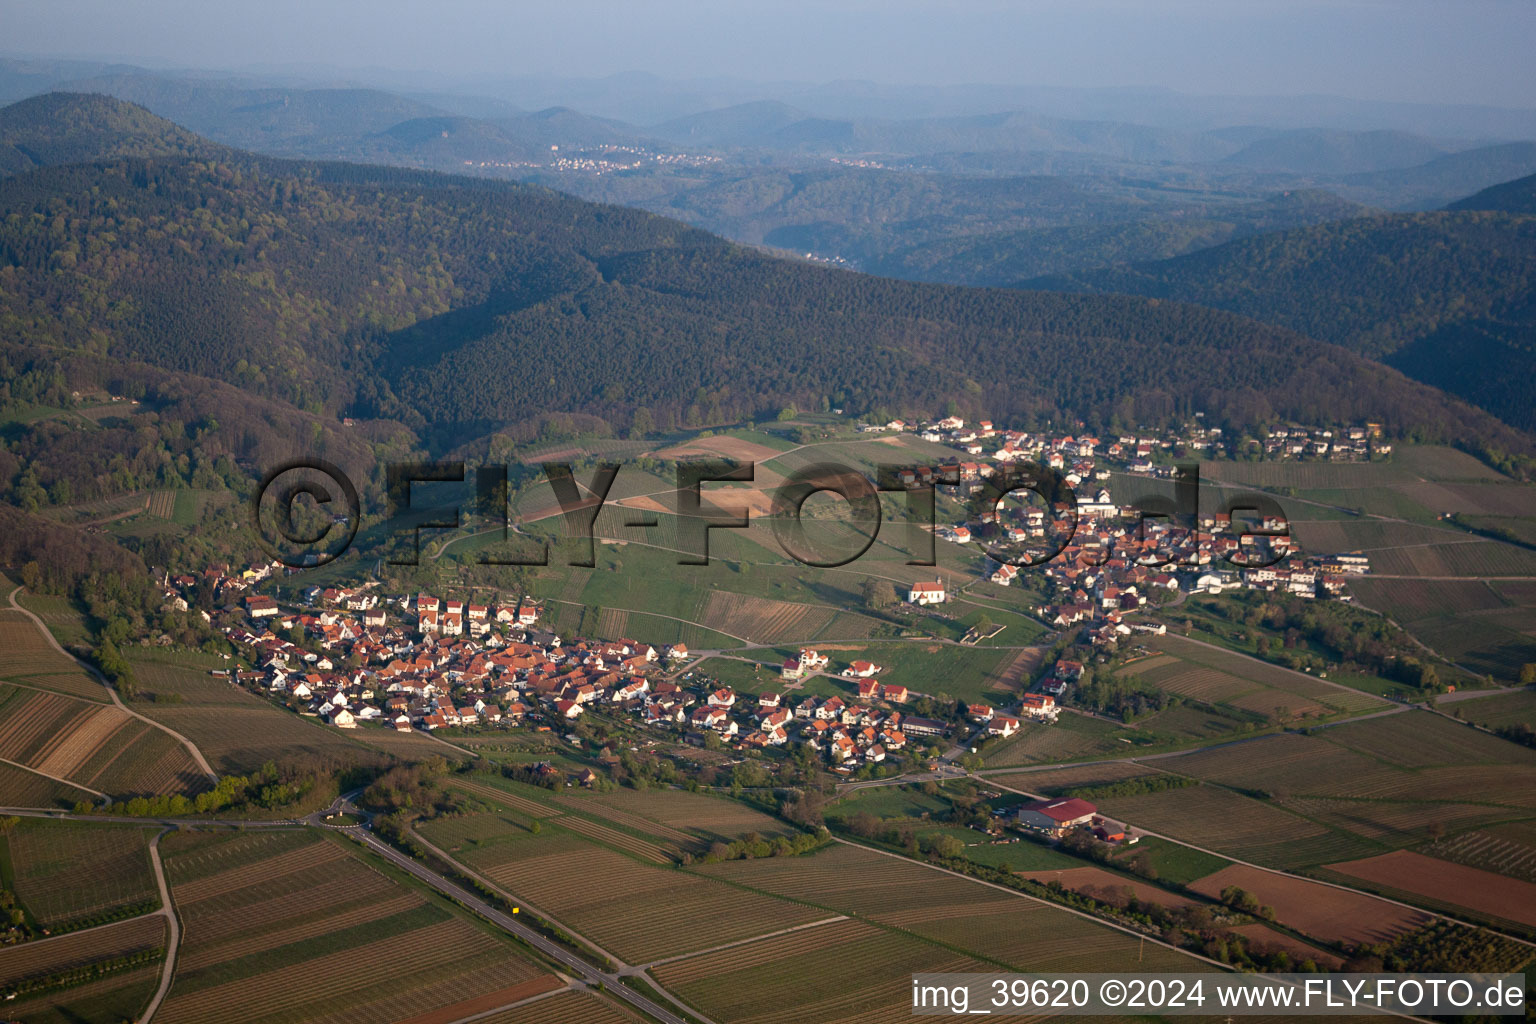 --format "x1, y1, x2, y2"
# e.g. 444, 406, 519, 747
250, 458, 1289, 571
